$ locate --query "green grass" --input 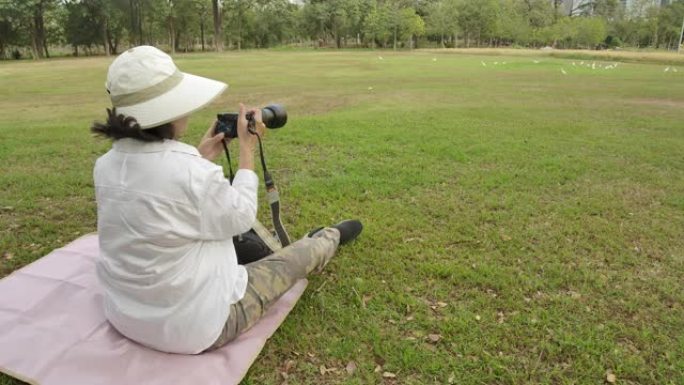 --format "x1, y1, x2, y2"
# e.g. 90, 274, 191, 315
1, 50, 683, 385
